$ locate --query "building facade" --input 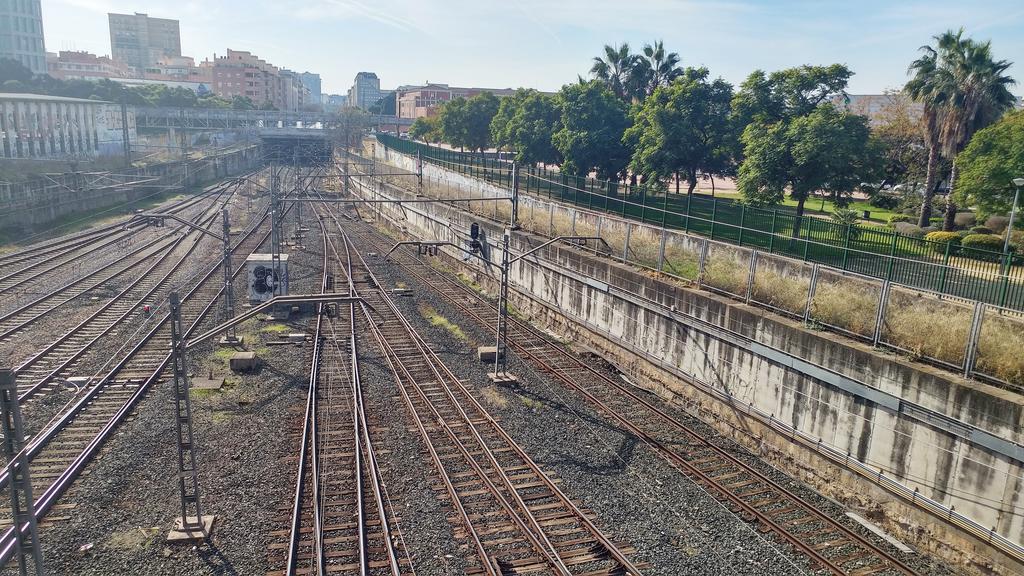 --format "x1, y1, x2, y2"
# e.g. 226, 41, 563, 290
0, 93, 136, 159
46, 50, 129, 81
108, 12, 181, 73
0, 0, 46, 74
298, 72, 322, 106
347, 72, 381, 109
396, 84, 518, 118
201, 49, 306, 111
